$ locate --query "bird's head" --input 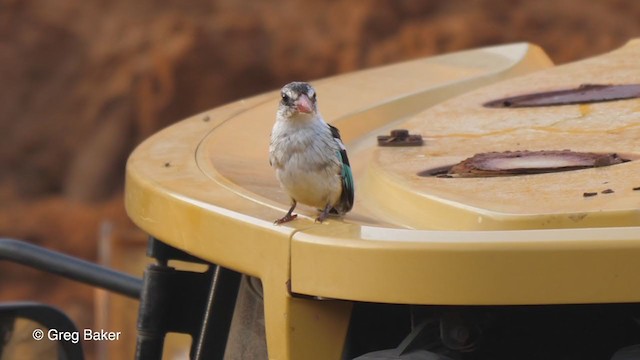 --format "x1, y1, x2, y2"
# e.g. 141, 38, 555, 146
278, 82, 318, 119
